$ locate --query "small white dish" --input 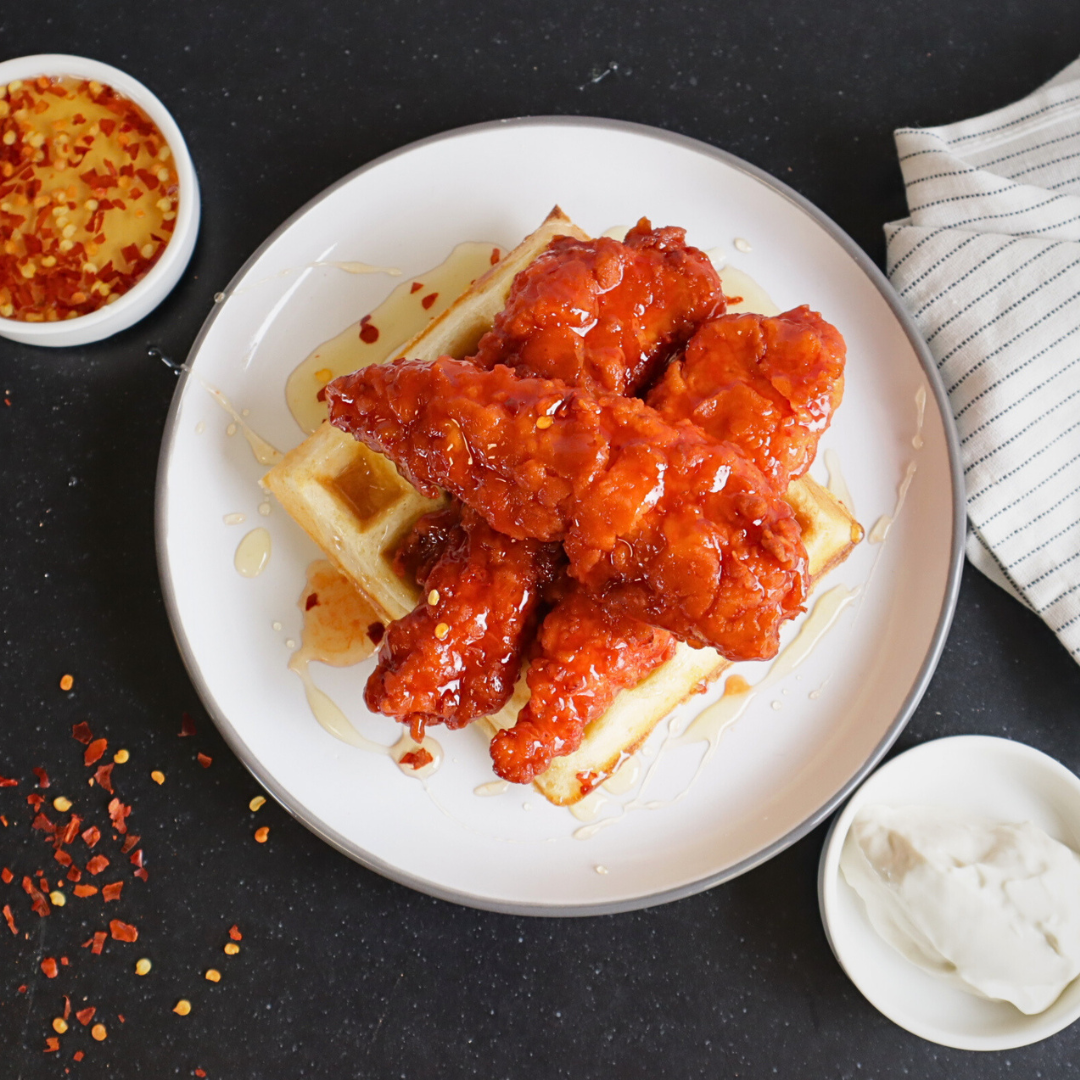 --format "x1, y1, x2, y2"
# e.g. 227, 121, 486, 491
819, 735, 1080, 1050
0, 54, 200, 348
